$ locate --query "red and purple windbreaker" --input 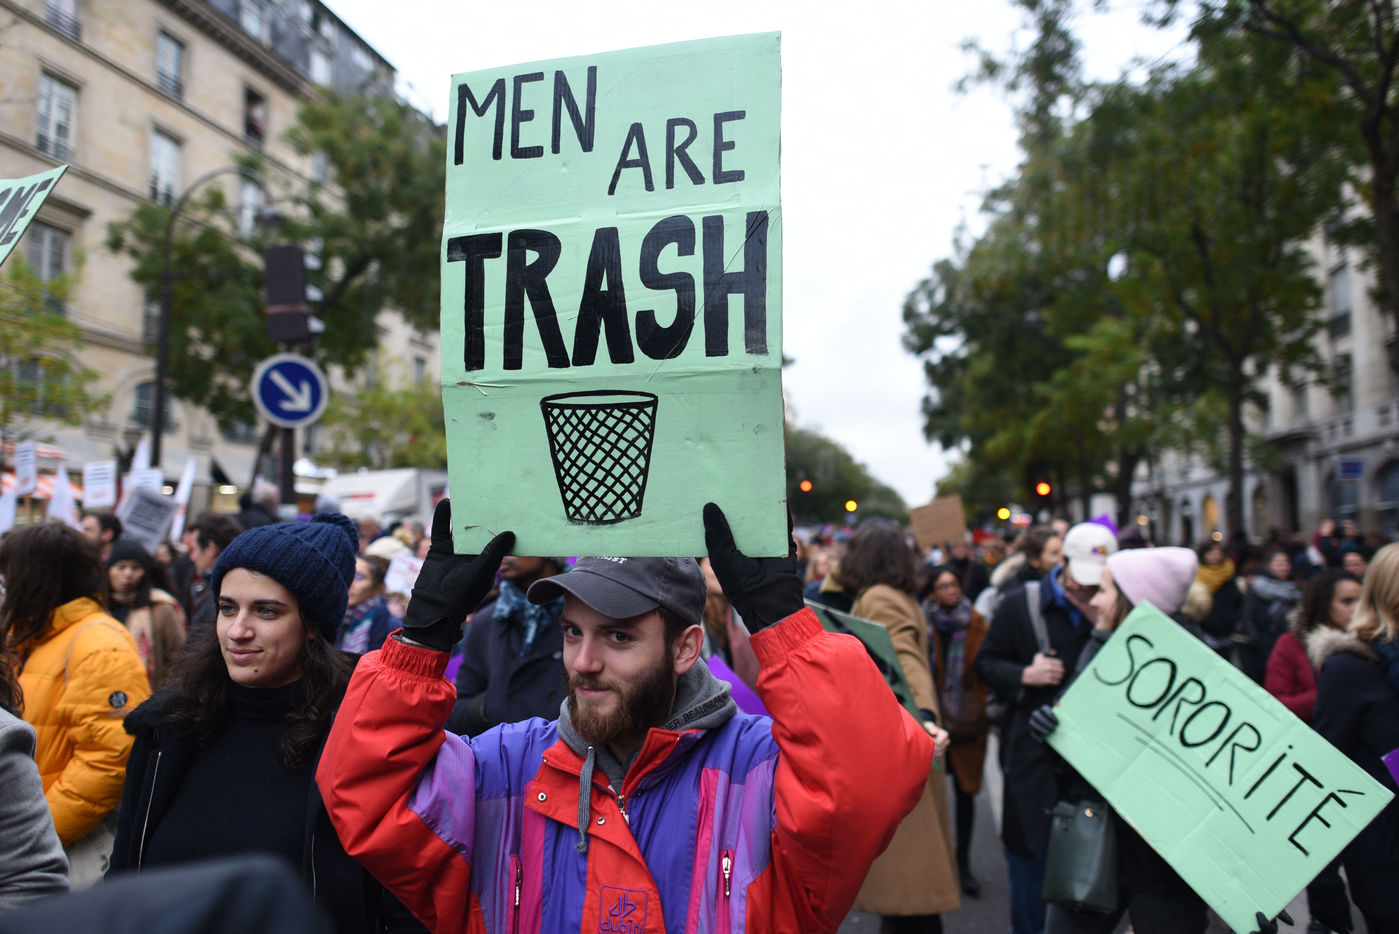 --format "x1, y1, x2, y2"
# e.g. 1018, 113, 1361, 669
317, 607, 933, 934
